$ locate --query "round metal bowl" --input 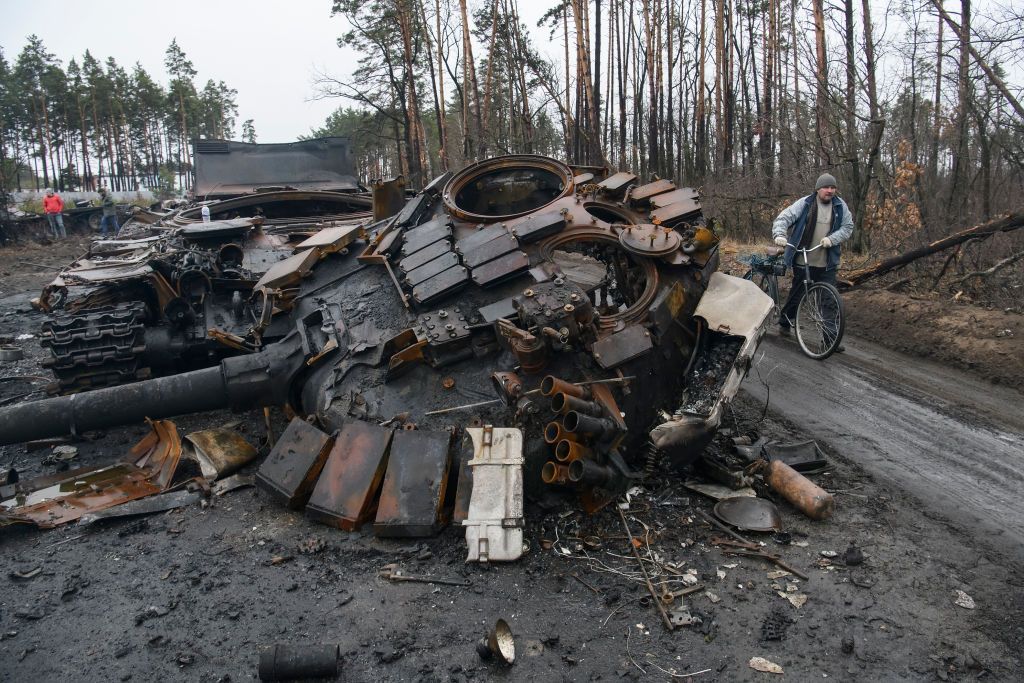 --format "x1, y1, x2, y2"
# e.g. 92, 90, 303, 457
713, 497, 783, 532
